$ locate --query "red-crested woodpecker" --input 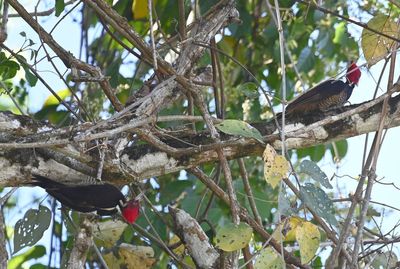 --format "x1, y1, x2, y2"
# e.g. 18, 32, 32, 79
285, 62, 362, 114
30, 175, 140, 224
